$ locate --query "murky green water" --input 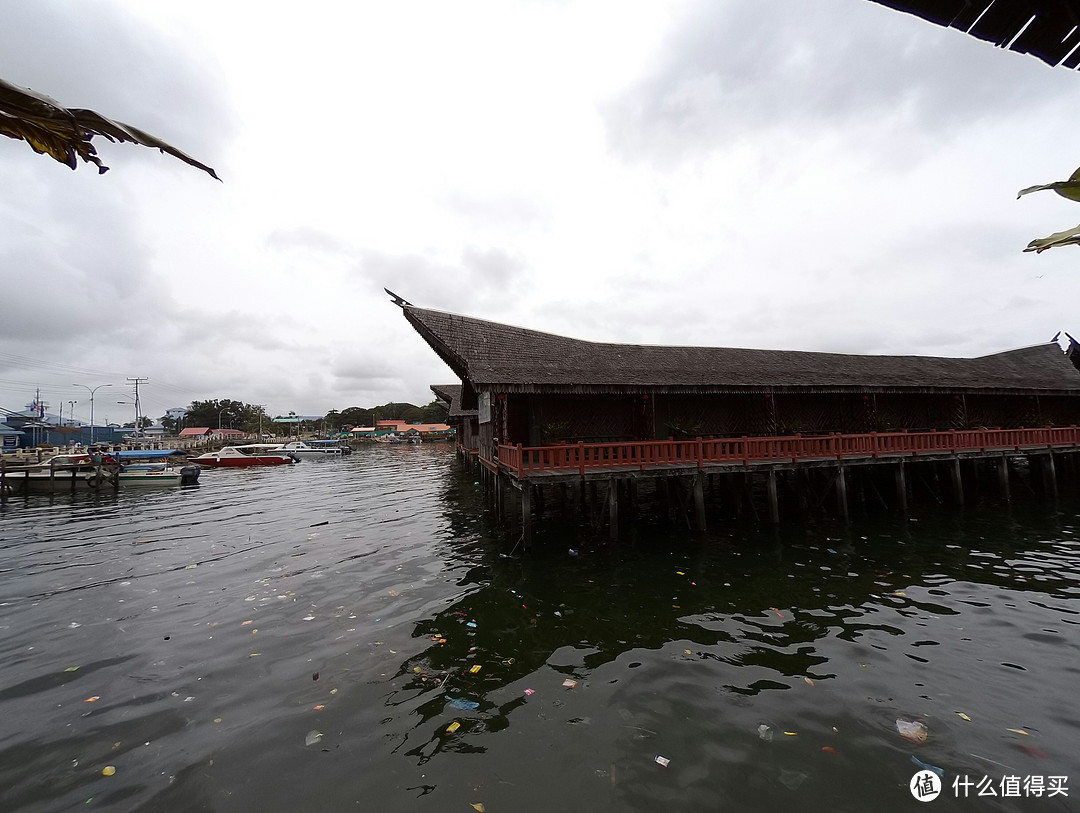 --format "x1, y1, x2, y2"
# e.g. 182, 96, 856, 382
1, 445, 1078, 811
